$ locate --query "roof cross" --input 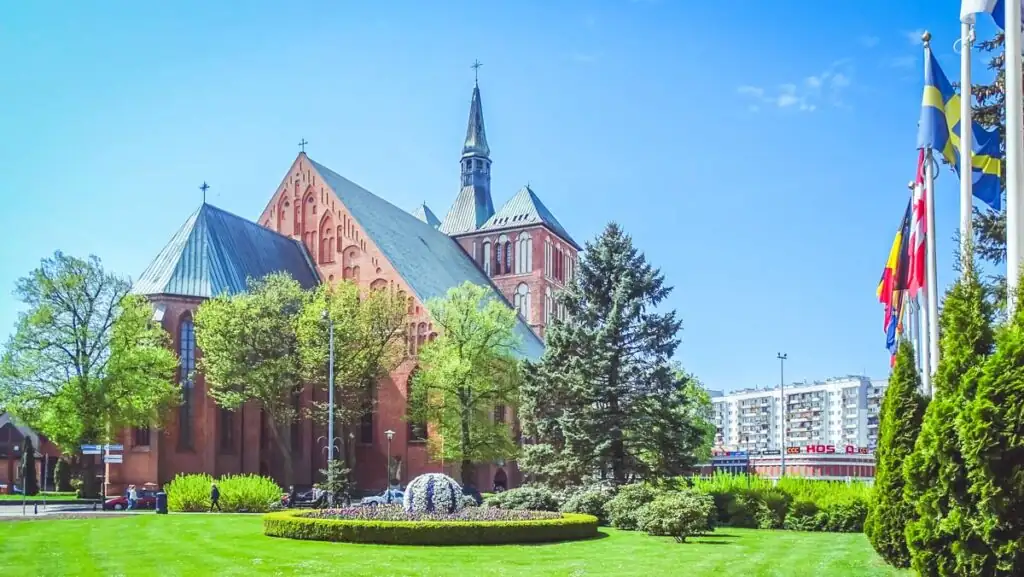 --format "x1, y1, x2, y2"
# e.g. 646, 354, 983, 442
298, 138, 308, 153
199, 182, 210, 204
471, 59, 483, 84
